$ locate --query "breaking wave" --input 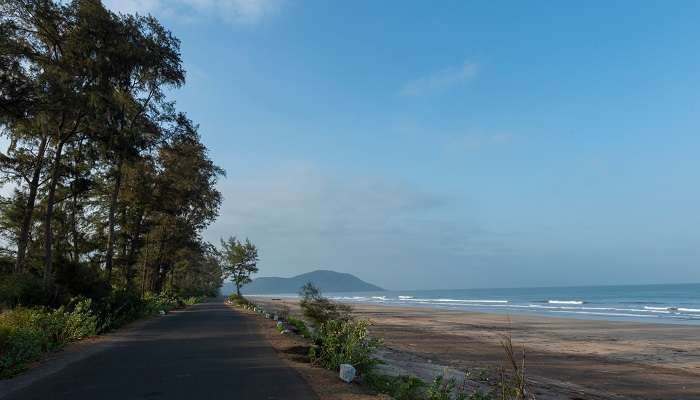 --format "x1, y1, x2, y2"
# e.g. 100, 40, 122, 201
548, 300, 584, 305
